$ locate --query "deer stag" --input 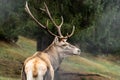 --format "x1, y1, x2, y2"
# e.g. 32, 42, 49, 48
21, 1, 81, 80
